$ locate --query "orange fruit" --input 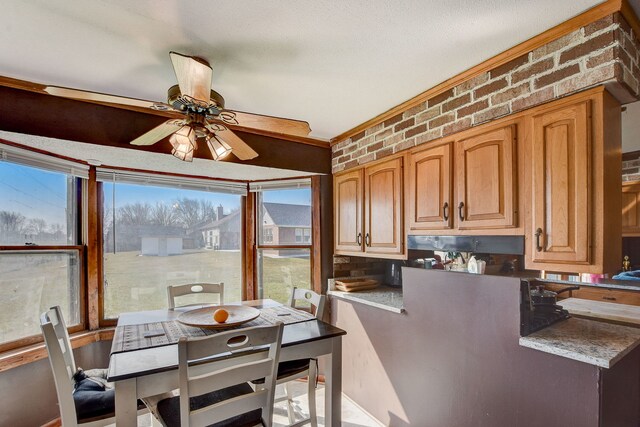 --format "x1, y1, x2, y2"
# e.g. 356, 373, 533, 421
213, 308, 229, 323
